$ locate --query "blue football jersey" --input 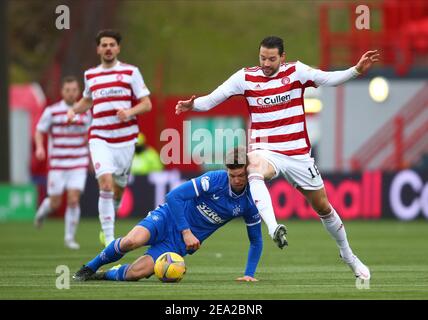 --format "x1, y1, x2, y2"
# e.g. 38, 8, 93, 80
166, 170, 261, 243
